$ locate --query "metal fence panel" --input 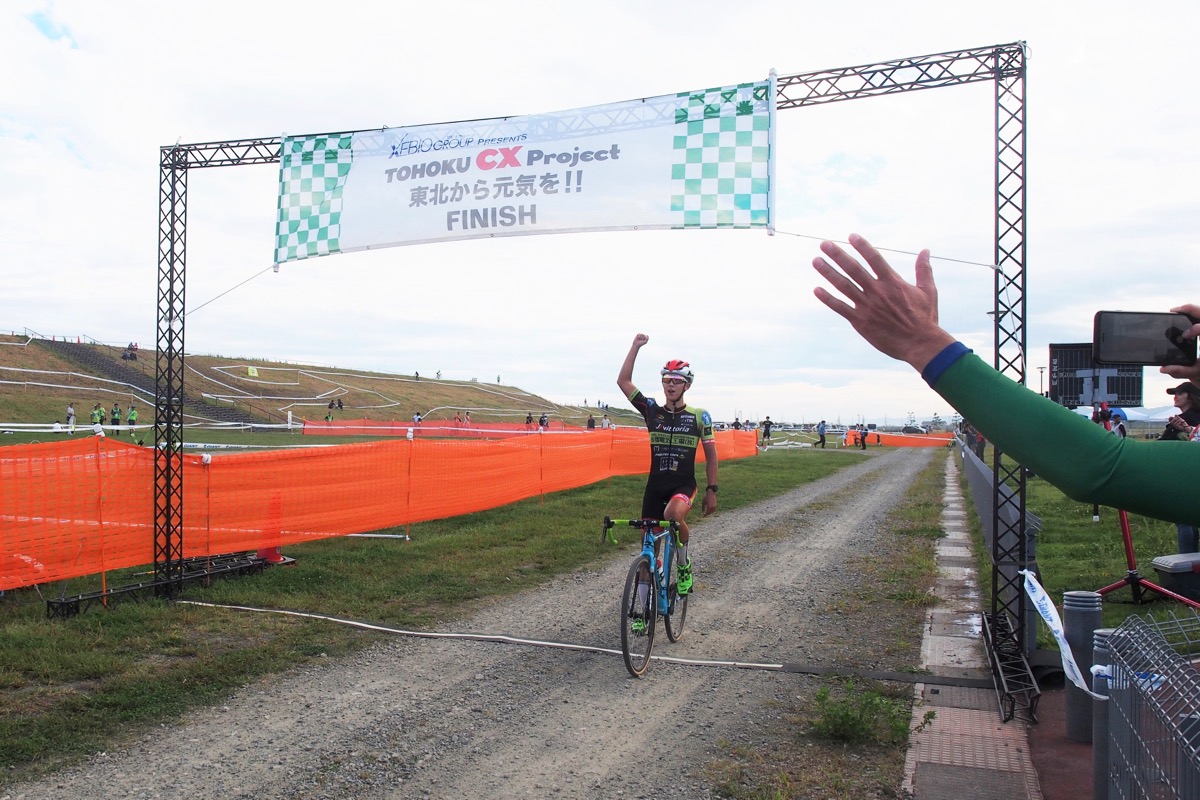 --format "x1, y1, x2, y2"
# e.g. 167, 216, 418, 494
1106, 610, 1200, 799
